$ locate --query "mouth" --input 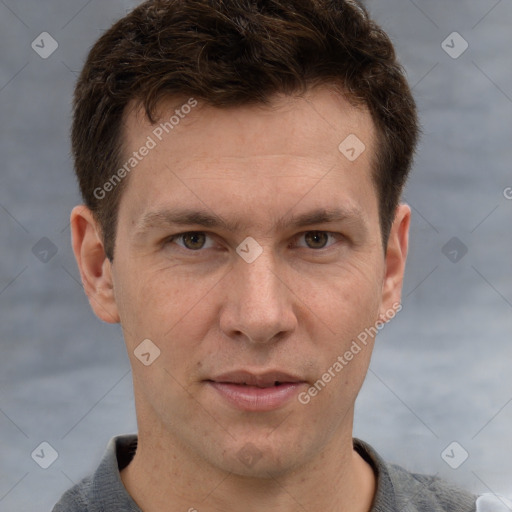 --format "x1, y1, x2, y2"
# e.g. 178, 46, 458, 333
208, 380, 293, 388
205, 370, 307, 411
207, 370, 306, 387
